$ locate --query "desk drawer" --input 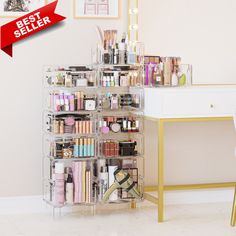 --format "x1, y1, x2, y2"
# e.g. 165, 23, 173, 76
162, 91, 236, 116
